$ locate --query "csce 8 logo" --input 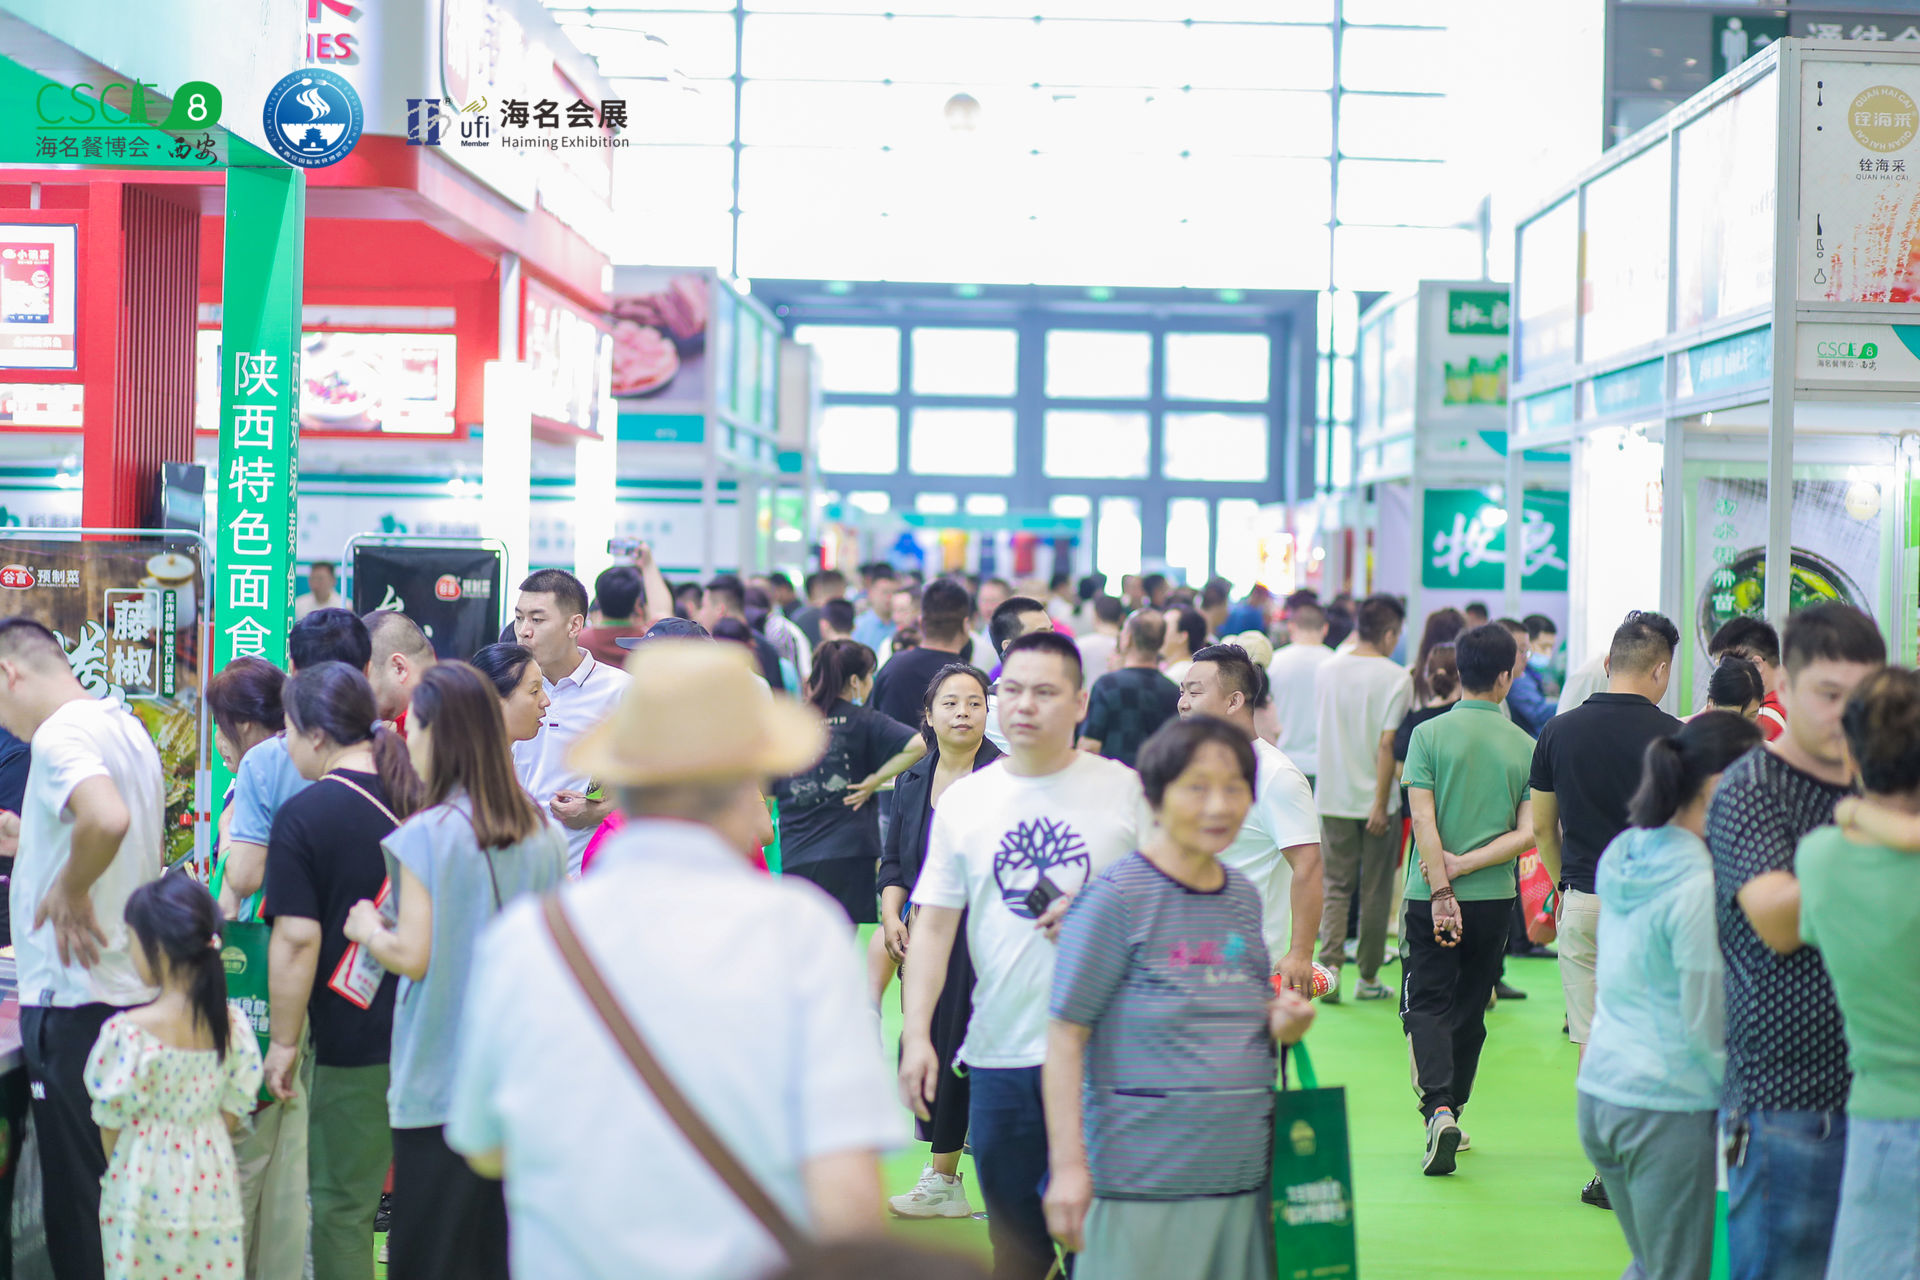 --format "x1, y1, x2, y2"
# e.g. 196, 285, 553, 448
36, 80, 222, 131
